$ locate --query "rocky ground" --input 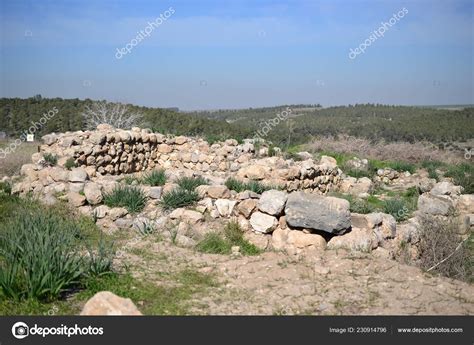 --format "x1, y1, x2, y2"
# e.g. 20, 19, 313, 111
2, 125, 473, 315
116, 231, 474, 315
